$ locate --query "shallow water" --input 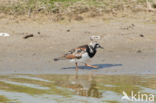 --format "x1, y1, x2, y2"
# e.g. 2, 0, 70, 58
0, 74, 155, 103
